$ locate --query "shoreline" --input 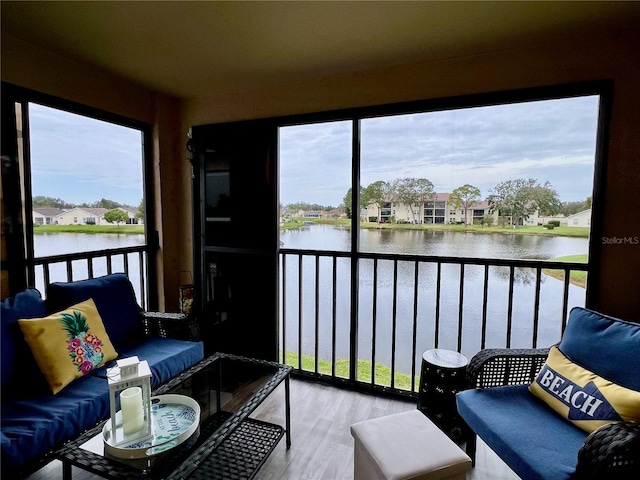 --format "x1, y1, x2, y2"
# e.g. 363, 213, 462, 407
35, 220, 591, 241
283, 218, 590, 239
